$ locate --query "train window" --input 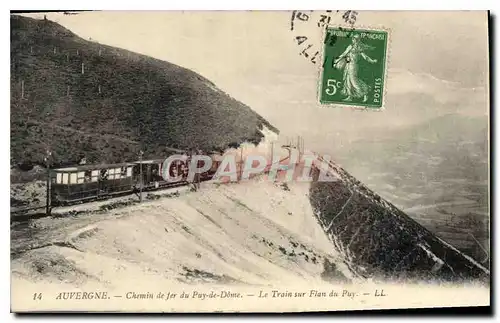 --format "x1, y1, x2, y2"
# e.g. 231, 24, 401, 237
91, 170, 99, 182
62, 173, 69, 184
100, 169, 108, 180
127, 167, 133, 177
108, 168, 115, 175
76, 171, 85, 184
84, 170, 92, 183
56, 173, 62, 184
70, 173, 77, 184
121, 167, 127, 176
114, 168, 121, 175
